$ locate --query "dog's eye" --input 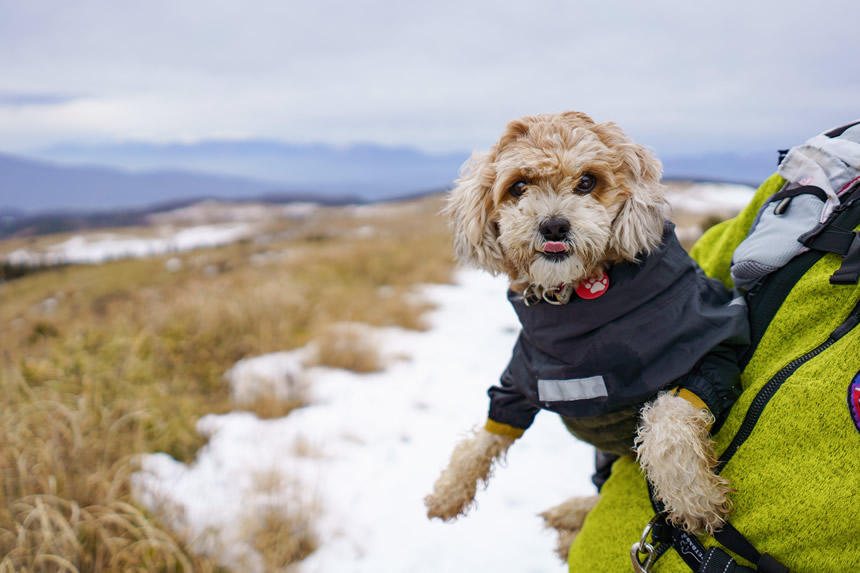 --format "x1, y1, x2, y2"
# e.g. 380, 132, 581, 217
509, 181, 529, 198
575, 174, 597, 194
